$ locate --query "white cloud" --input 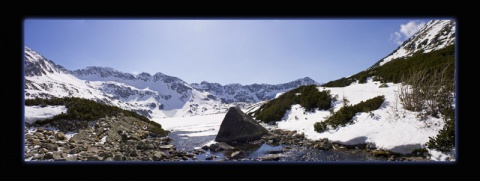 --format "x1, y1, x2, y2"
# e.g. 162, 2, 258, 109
391, 20, 426, 45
